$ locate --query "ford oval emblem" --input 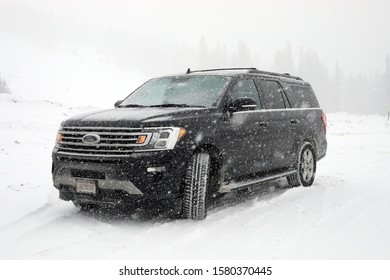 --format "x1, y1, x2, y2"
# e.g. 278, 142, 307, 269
82, 133, 101, 145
